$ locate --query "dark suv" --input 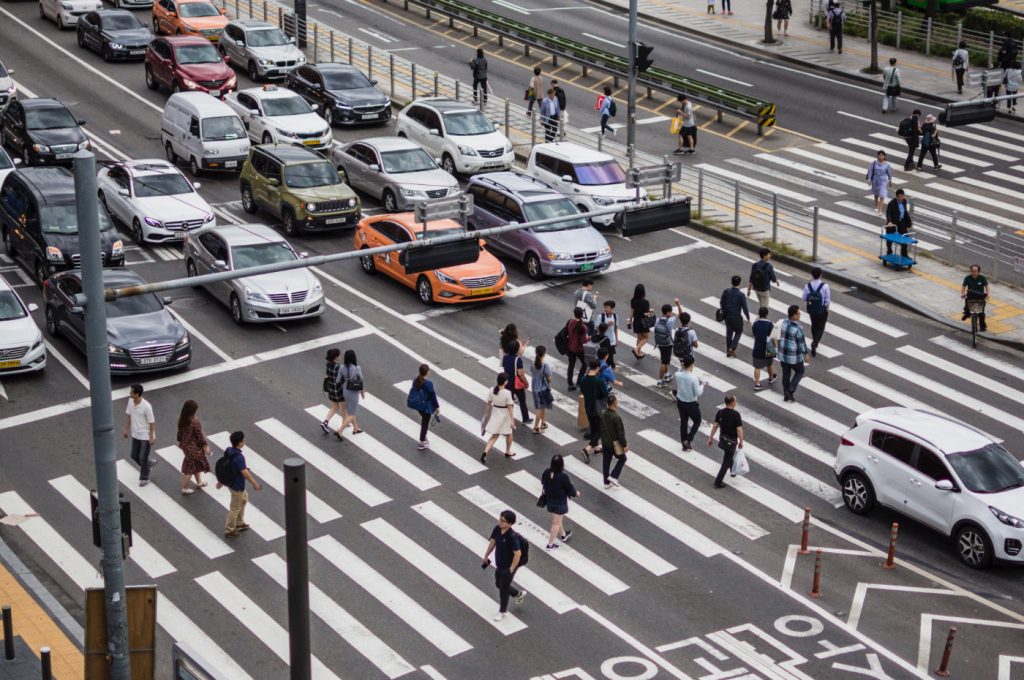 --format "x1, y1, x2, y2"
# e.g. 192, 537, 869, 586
1, 167, 124, 283
0, 98, 89, 167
